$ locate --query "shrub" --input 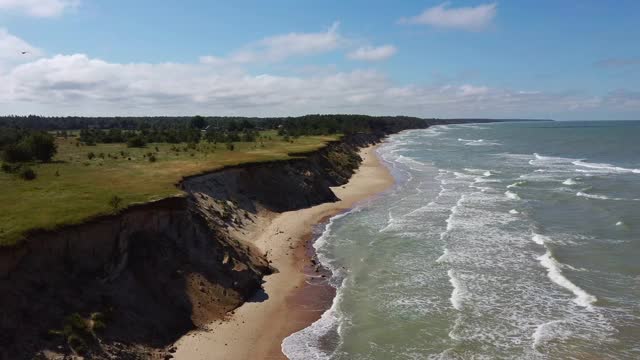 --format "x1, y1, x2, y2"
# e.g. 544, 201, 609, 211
1, 163, 20, 174
90, 312, 107, 332
66, 313, 90, 335
126, 136, 146, 148
148, 154, 157, 163
226, 142, 235, 151
87, 152, 95, 160
109, 195, 123, 211
23, 132, 57, 162
19, 167, 36, 181
2, 143, 32, 163
67, 334, 87, 354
